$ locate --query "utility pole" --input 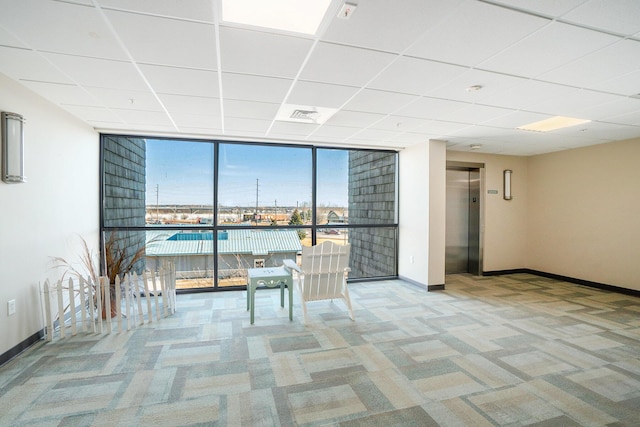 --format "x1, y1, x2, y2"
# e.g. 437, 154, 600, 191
156, 184, 159, 222
275, 199, 277, 224
255, 178, 259, 225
